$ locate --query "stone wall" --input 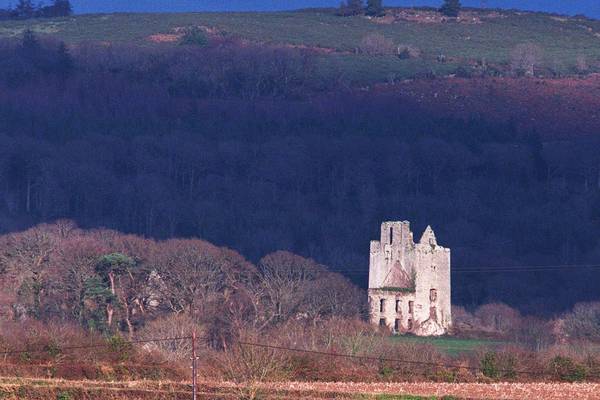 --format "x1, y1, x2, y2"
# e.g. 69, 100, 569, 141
368, 221, 451, 336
